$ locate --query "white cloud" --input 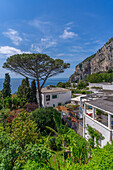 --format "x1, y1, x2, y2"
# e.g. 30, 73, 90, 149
84, 40, 105, 47
29, 19, 51, 34
56, 53, 65, 57
29, 19, 50, 28
56, 52, 79, 57
46, 41, 57, 48
0, 46, 30, 57
31, 45, 42, 53
71, 46, 88, 53
3, 29, 23, 45
60, 28, 78, 39
31, 37, 57, 53
41, 38, 49, 42
65, 22, 74, 26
